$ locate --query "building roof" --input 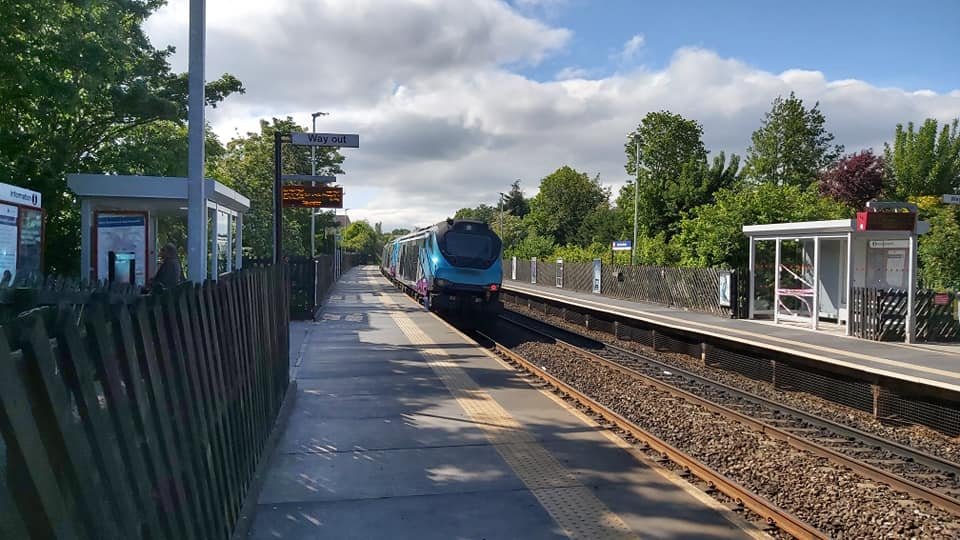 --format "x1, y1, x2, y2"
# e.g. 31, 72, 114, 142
67, 174, 250, 215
